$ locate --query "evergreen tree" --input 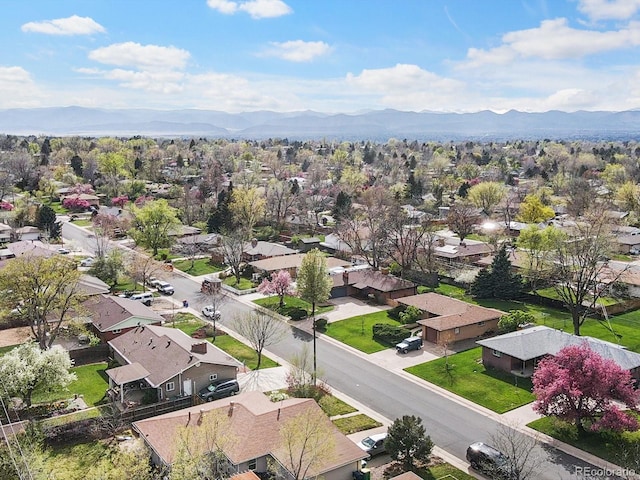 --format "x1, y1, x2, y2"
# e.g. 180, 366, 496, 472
70, 155, 83, 176
36, 204, 61, 240
470, 244, 522, 299
332, 191, 352, 220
